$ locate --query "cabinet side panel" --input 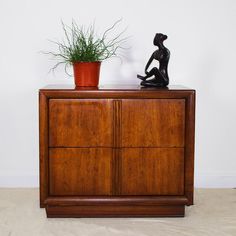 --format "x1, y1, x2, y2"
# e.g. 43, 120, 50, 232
120, 148, 184, 195
39, 92, 49, 208
185, 92, 195, 205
